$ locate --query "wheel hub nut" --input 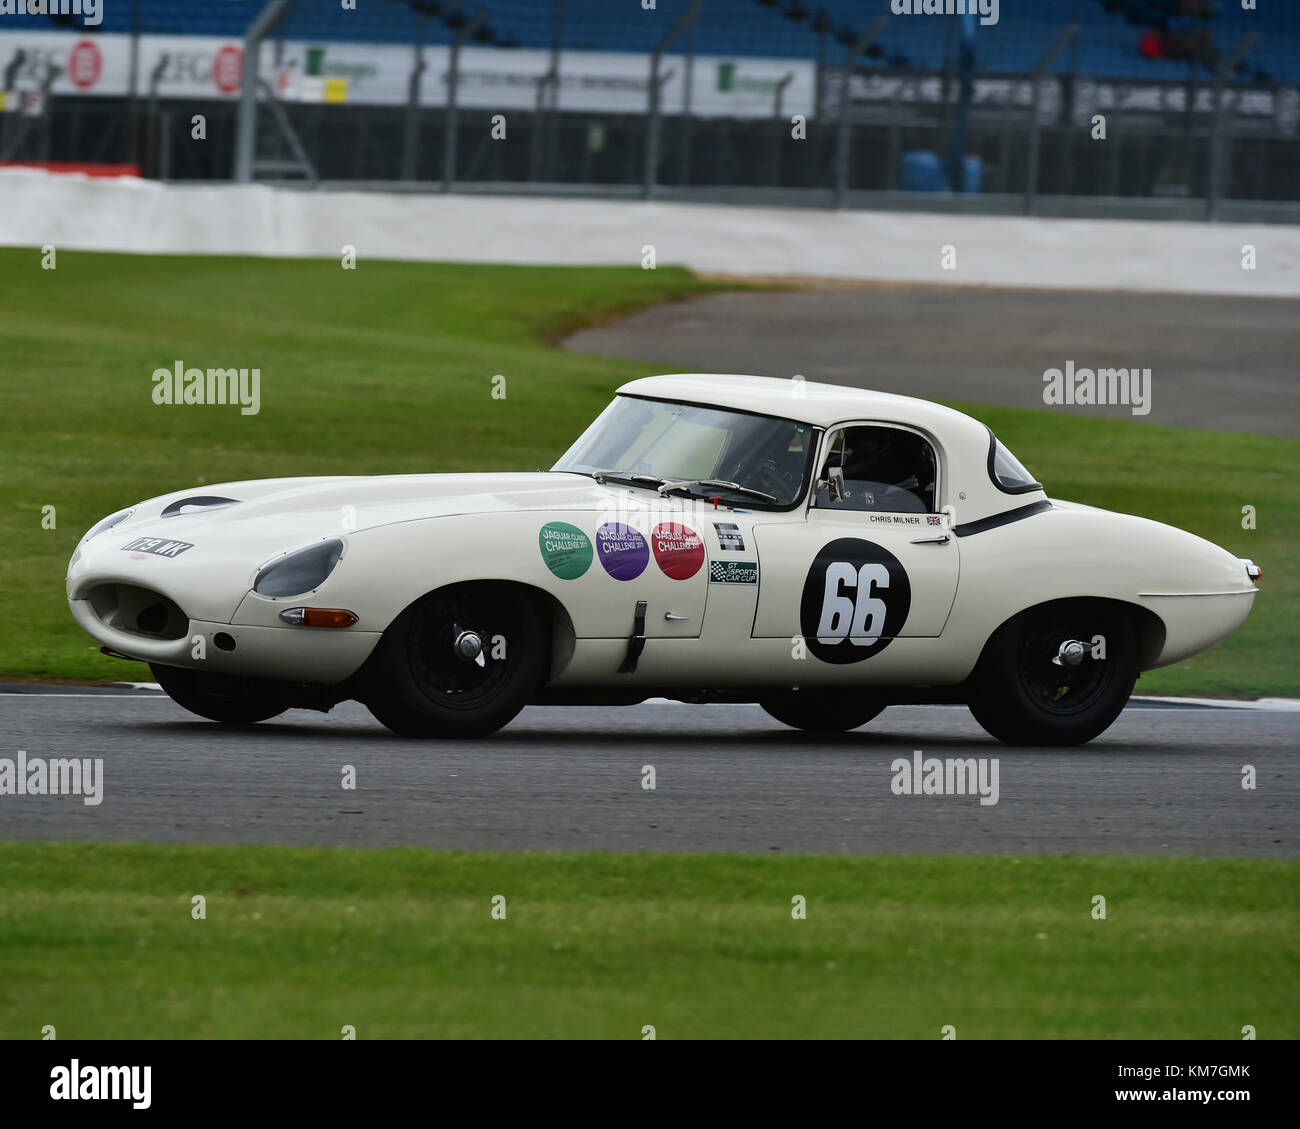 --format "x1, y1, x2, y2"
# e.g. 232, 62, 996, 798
1052, 640, 1087, 667
454, 628, 484, 664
